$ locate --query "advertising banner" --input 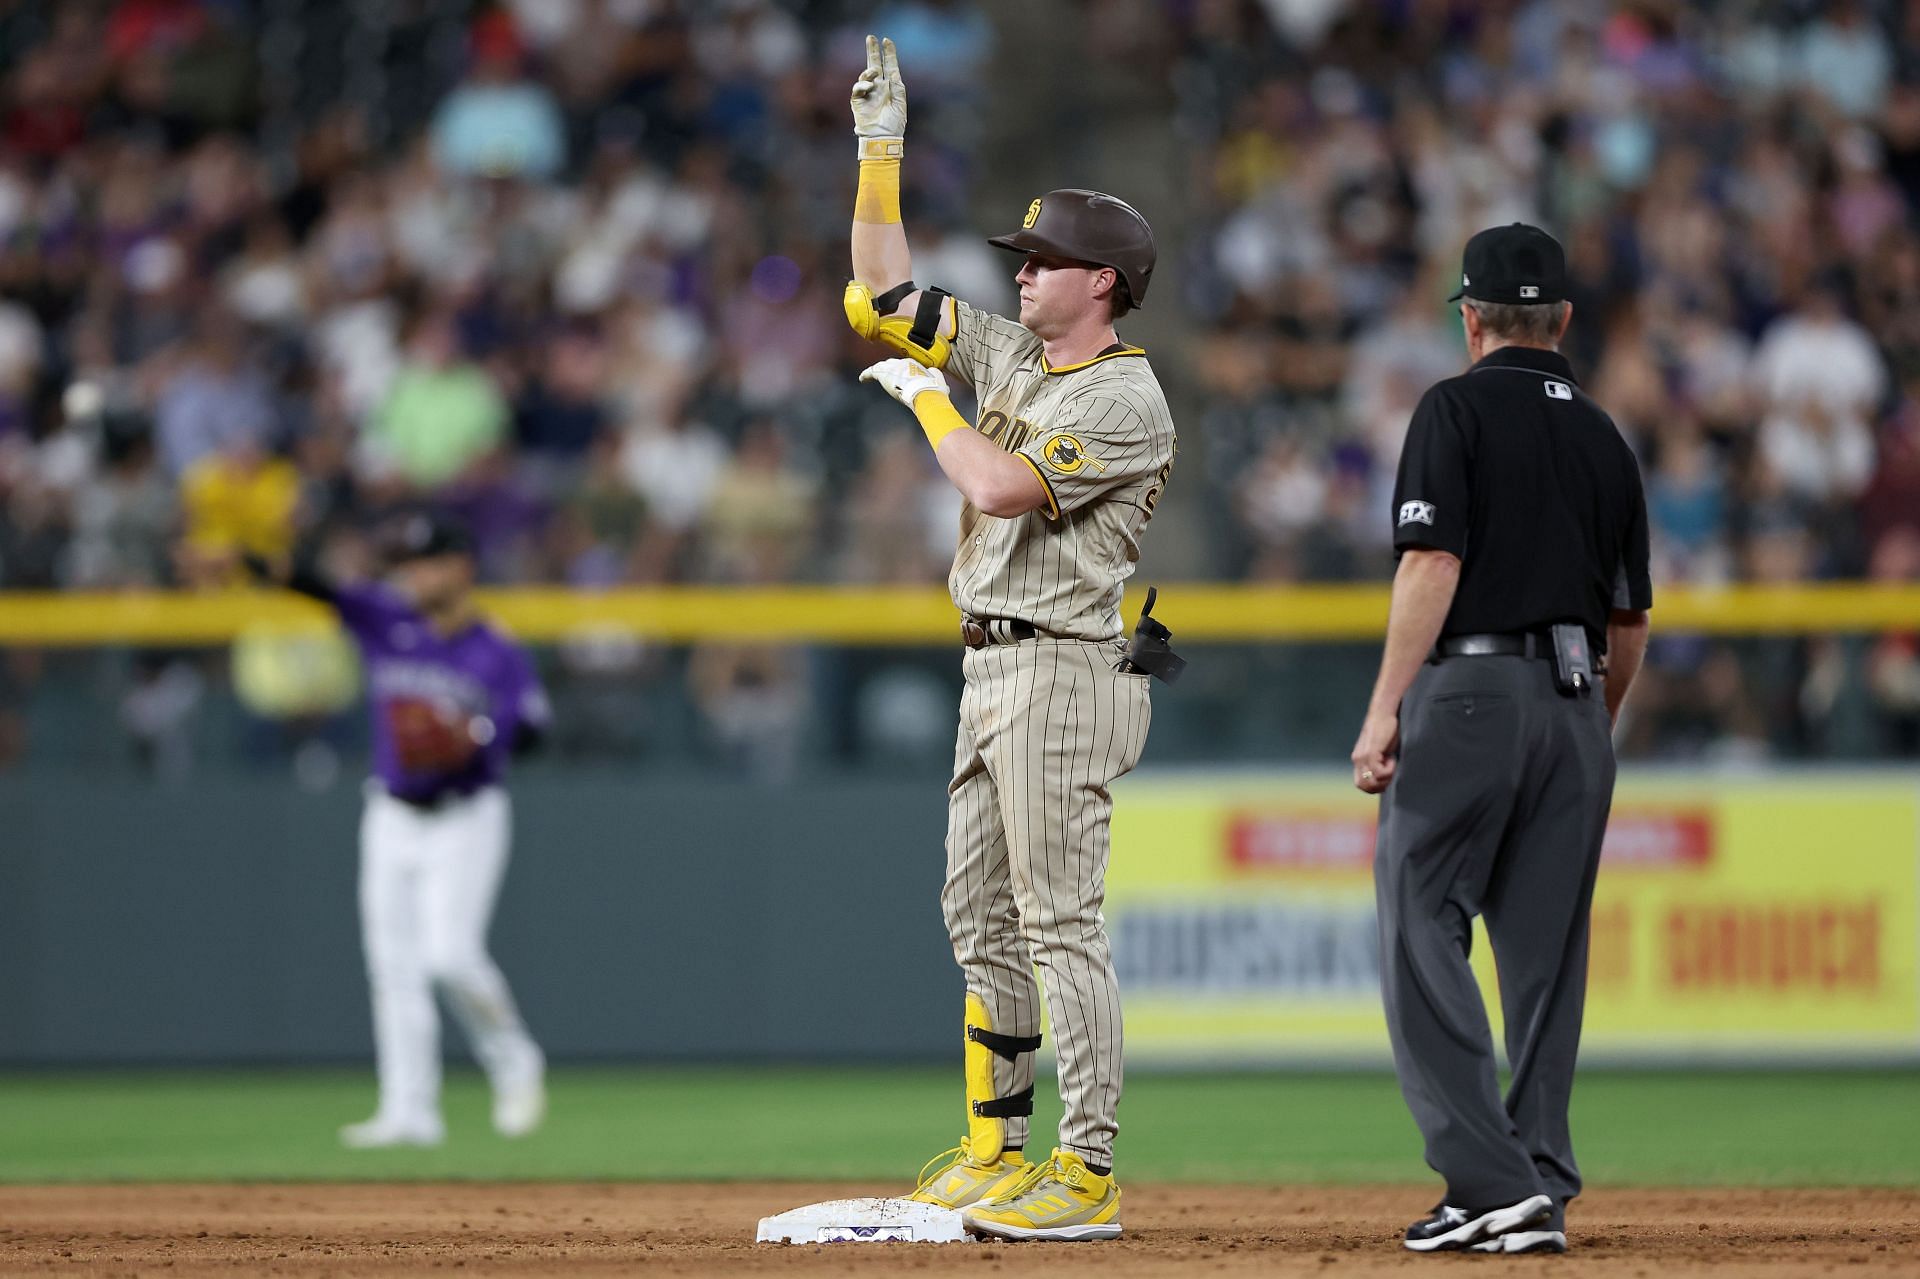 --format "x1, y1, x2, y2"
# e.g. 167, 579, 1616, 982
1107, 773, 1919, 1064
